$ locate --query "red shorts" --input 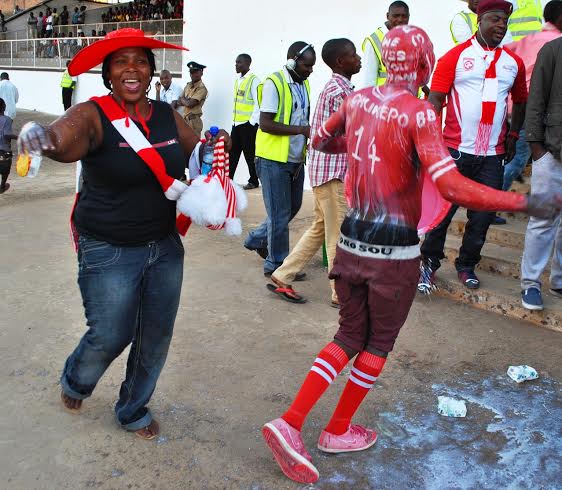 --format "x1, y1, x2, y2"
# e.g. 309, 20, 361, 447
330, 245, 420, 354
